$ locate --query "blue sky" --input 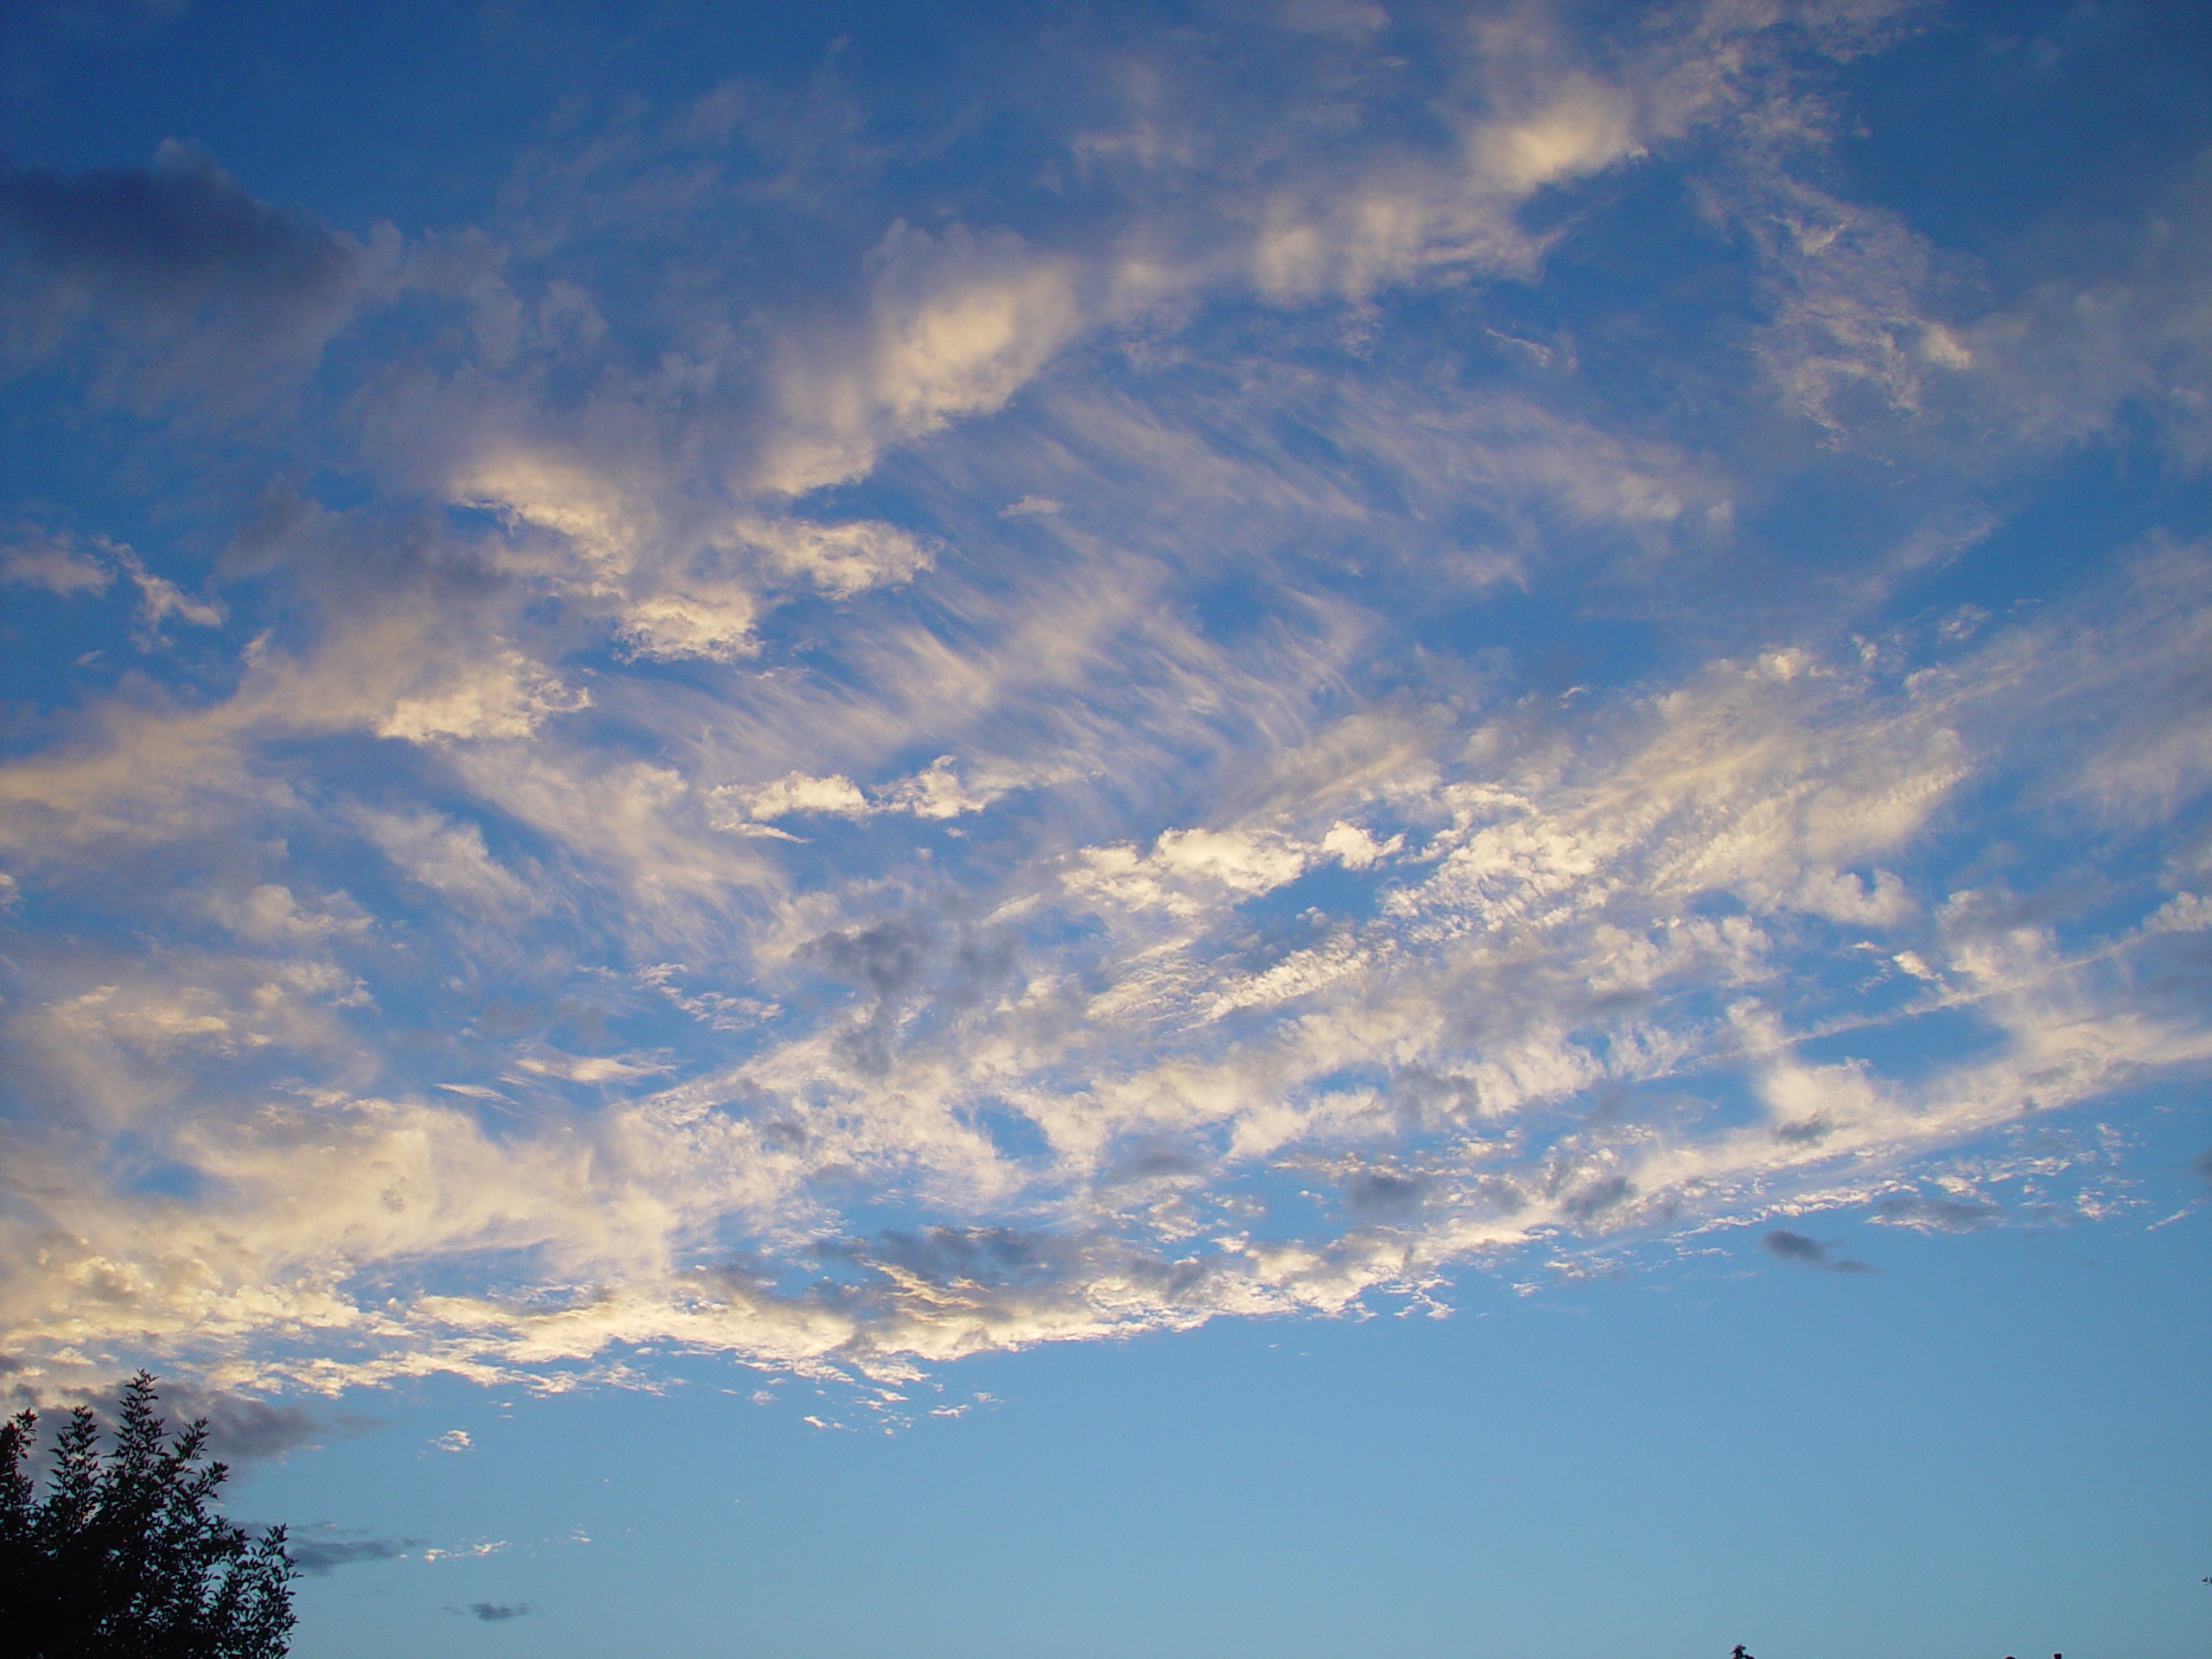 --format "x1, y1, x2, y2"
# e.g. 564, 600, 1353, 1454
2, 1, 2208, 1653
